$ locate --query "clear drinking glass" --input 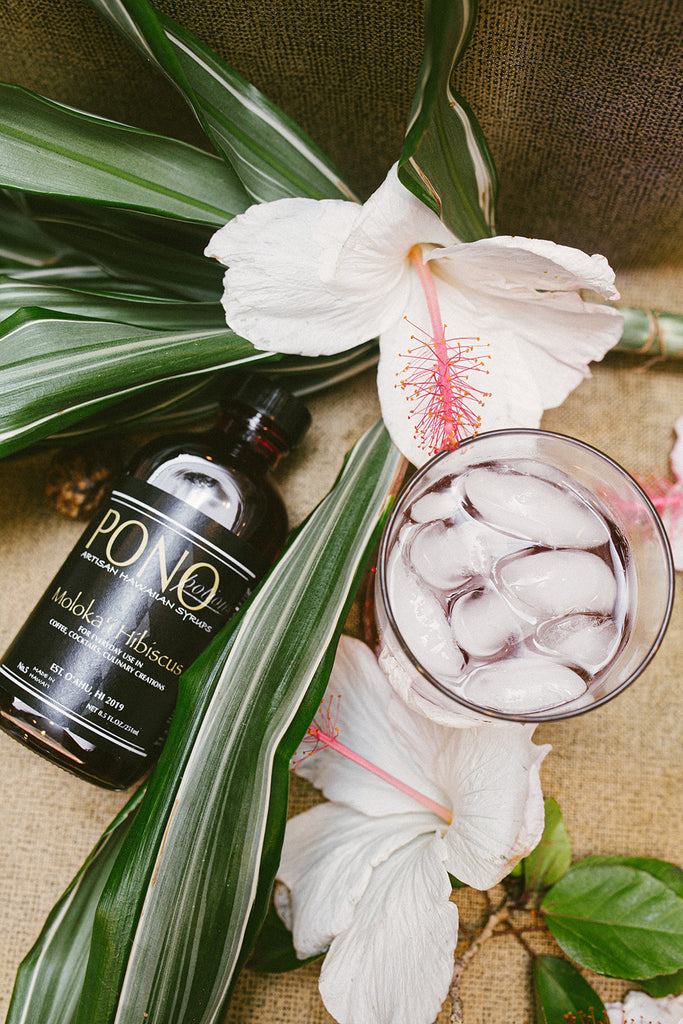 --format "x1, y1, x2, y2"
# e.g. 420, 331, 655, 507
375, 429, 674, 725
